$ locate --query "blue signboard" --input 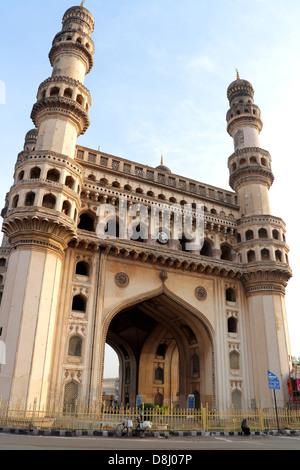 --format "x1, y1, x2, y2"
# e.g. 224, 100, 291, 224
136, 395, 143, 407
188, 394, 195, 409
268, 371, 280, 390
